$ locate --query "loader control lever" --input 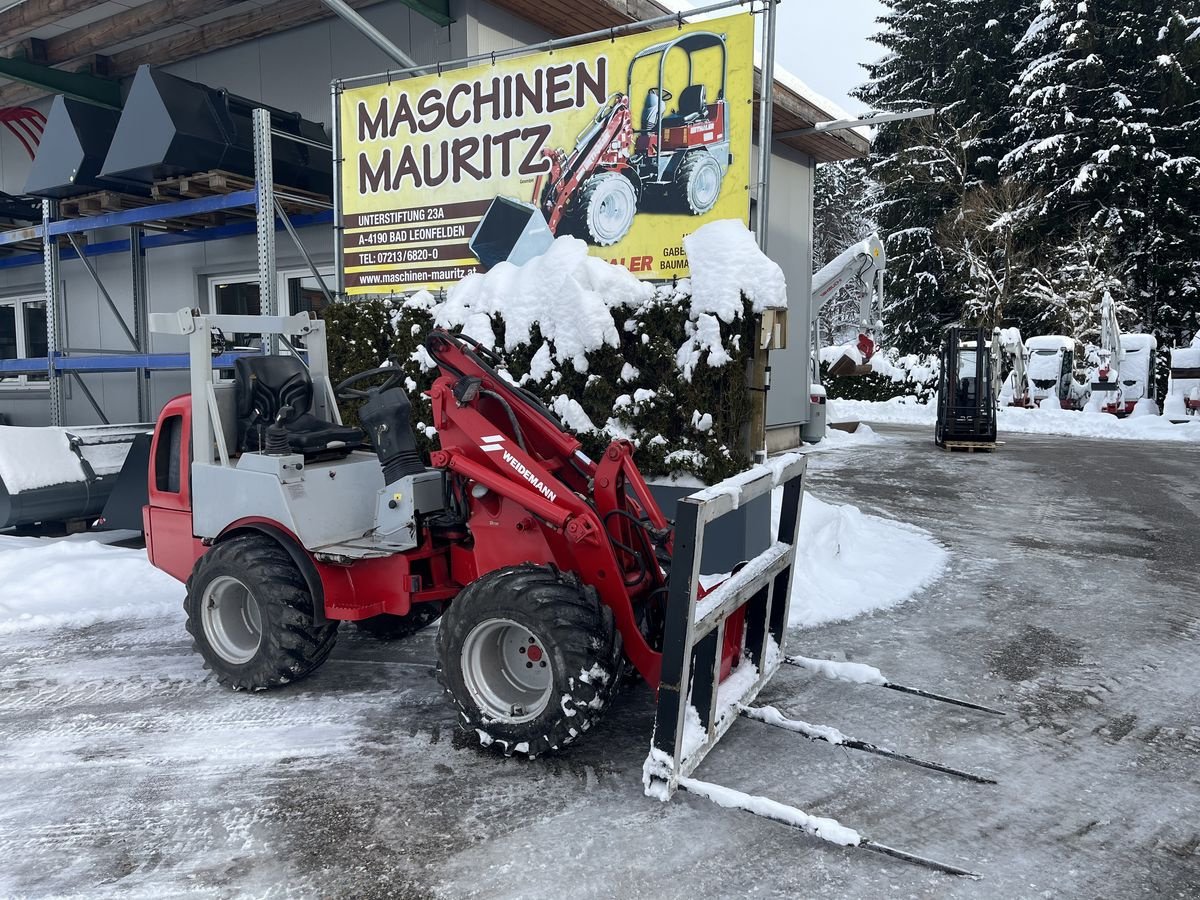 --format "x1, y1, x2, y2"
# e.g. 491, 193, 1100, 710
335, 366, 425, 485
